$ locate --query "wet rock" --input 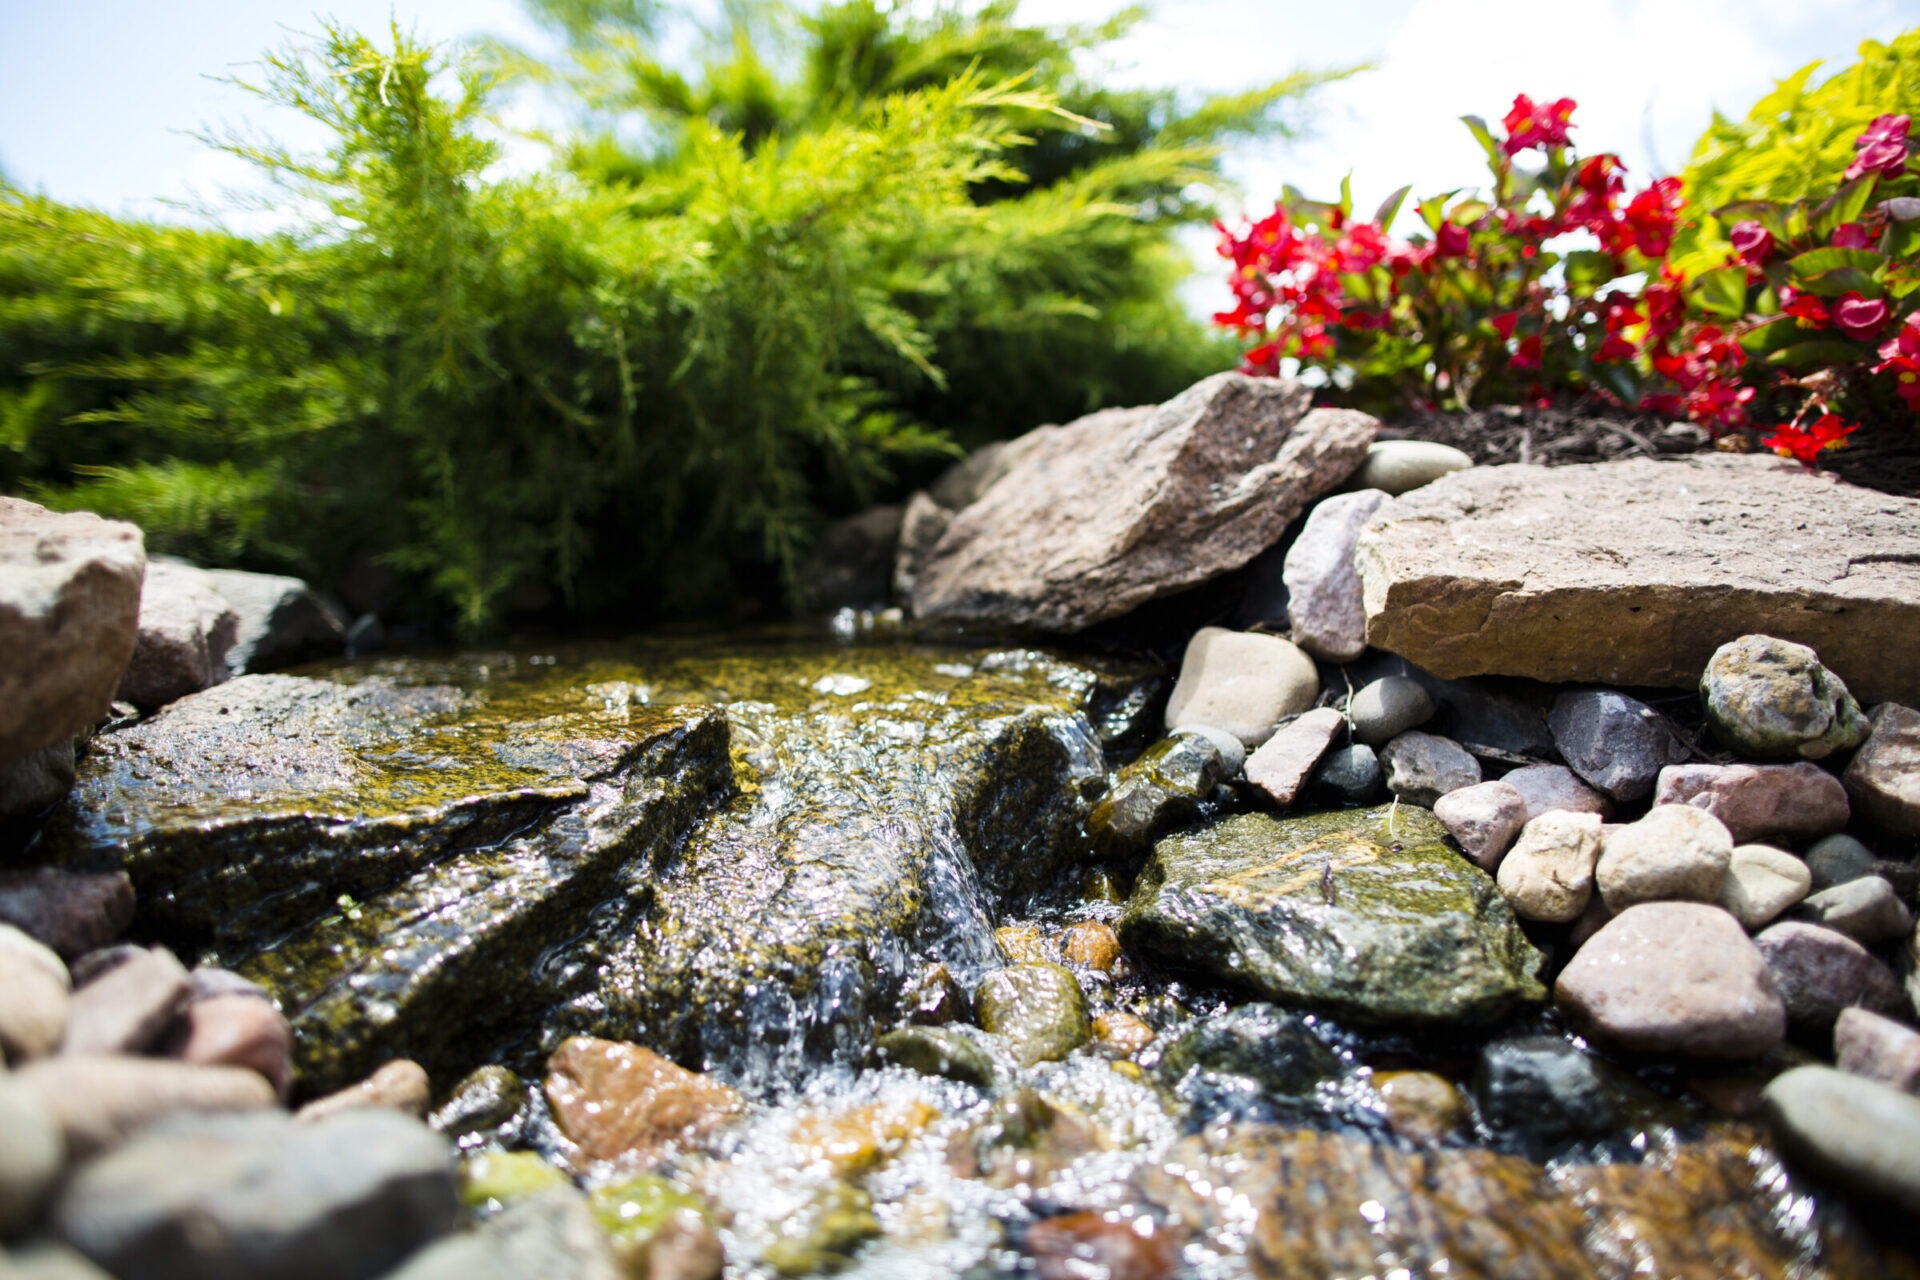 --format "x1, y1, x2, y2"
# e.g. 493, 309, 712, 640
1836, 1007, 1920, 1092
1089, 729, 1231, 851
1145, 1124, 1903, 1279
1804, 834, 1877, 892
1470, 1036, 1629, 1143
297, 1058, 432, 1122
1433, 780, 1528, 870
1244, 707, 1345, 807
1496, 810, 1604, 923
789, 1098, 940, 1177
1309, 743, 1381, 804
912, 374, 1375, 632
0, 925, 71, 1062
1555, 903, 1784, 1058
163, 993, 294, 1098
896, 963, 969, 1027
187, 966, 272, 1005
796, 505, 902, 612
1370, 1070, 1466, 1146
456, 1150, 569, 1213
1702, 634, 1869, 761
1164, 628, 1318, 747
1057, 922, 1123, 973
1156, 1004, 1340, 1096
1379, 730, 1480, 805
0, 498, 145, 765
1283, 488, 1391, 661
0, 870, 135, 961
386, 1185, 624, 1280
117, 561, 239, 709
0, 740, 77, 818
61, 945, 190, 1056
1500, 763, 1611, 822
1595, 804, 1734, 913
1796, 875, 1913, 944
1720, 844, 1812, 930
0, 1072, 64, 1235
1754, 921, 1904, 1036
1845, 703, 1920, 836
1765, 1065, 1920, 1216
1548, 688, 1687, 801
544, 1036, 741, 1170
203, 567, 347, 674
1347, 675, 1434, 747
760, 1182, 880, 1277
1091, 1012, 1156, 1059
1653, 762, 1849, 844
875, 1025, 996, 1087
589, 1178, 723, 1280
16, 1055, 279, 1159
428, 1065, 524, 1139
1119, 806, 1544, 1028
975, 963, 1091, 1067
995, 924, 1051, 965
1355, 454, 1920, 706
50, 1108, 456, 1280
1352, 440, 1473, 495
1023, 1208, 1178, 1280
